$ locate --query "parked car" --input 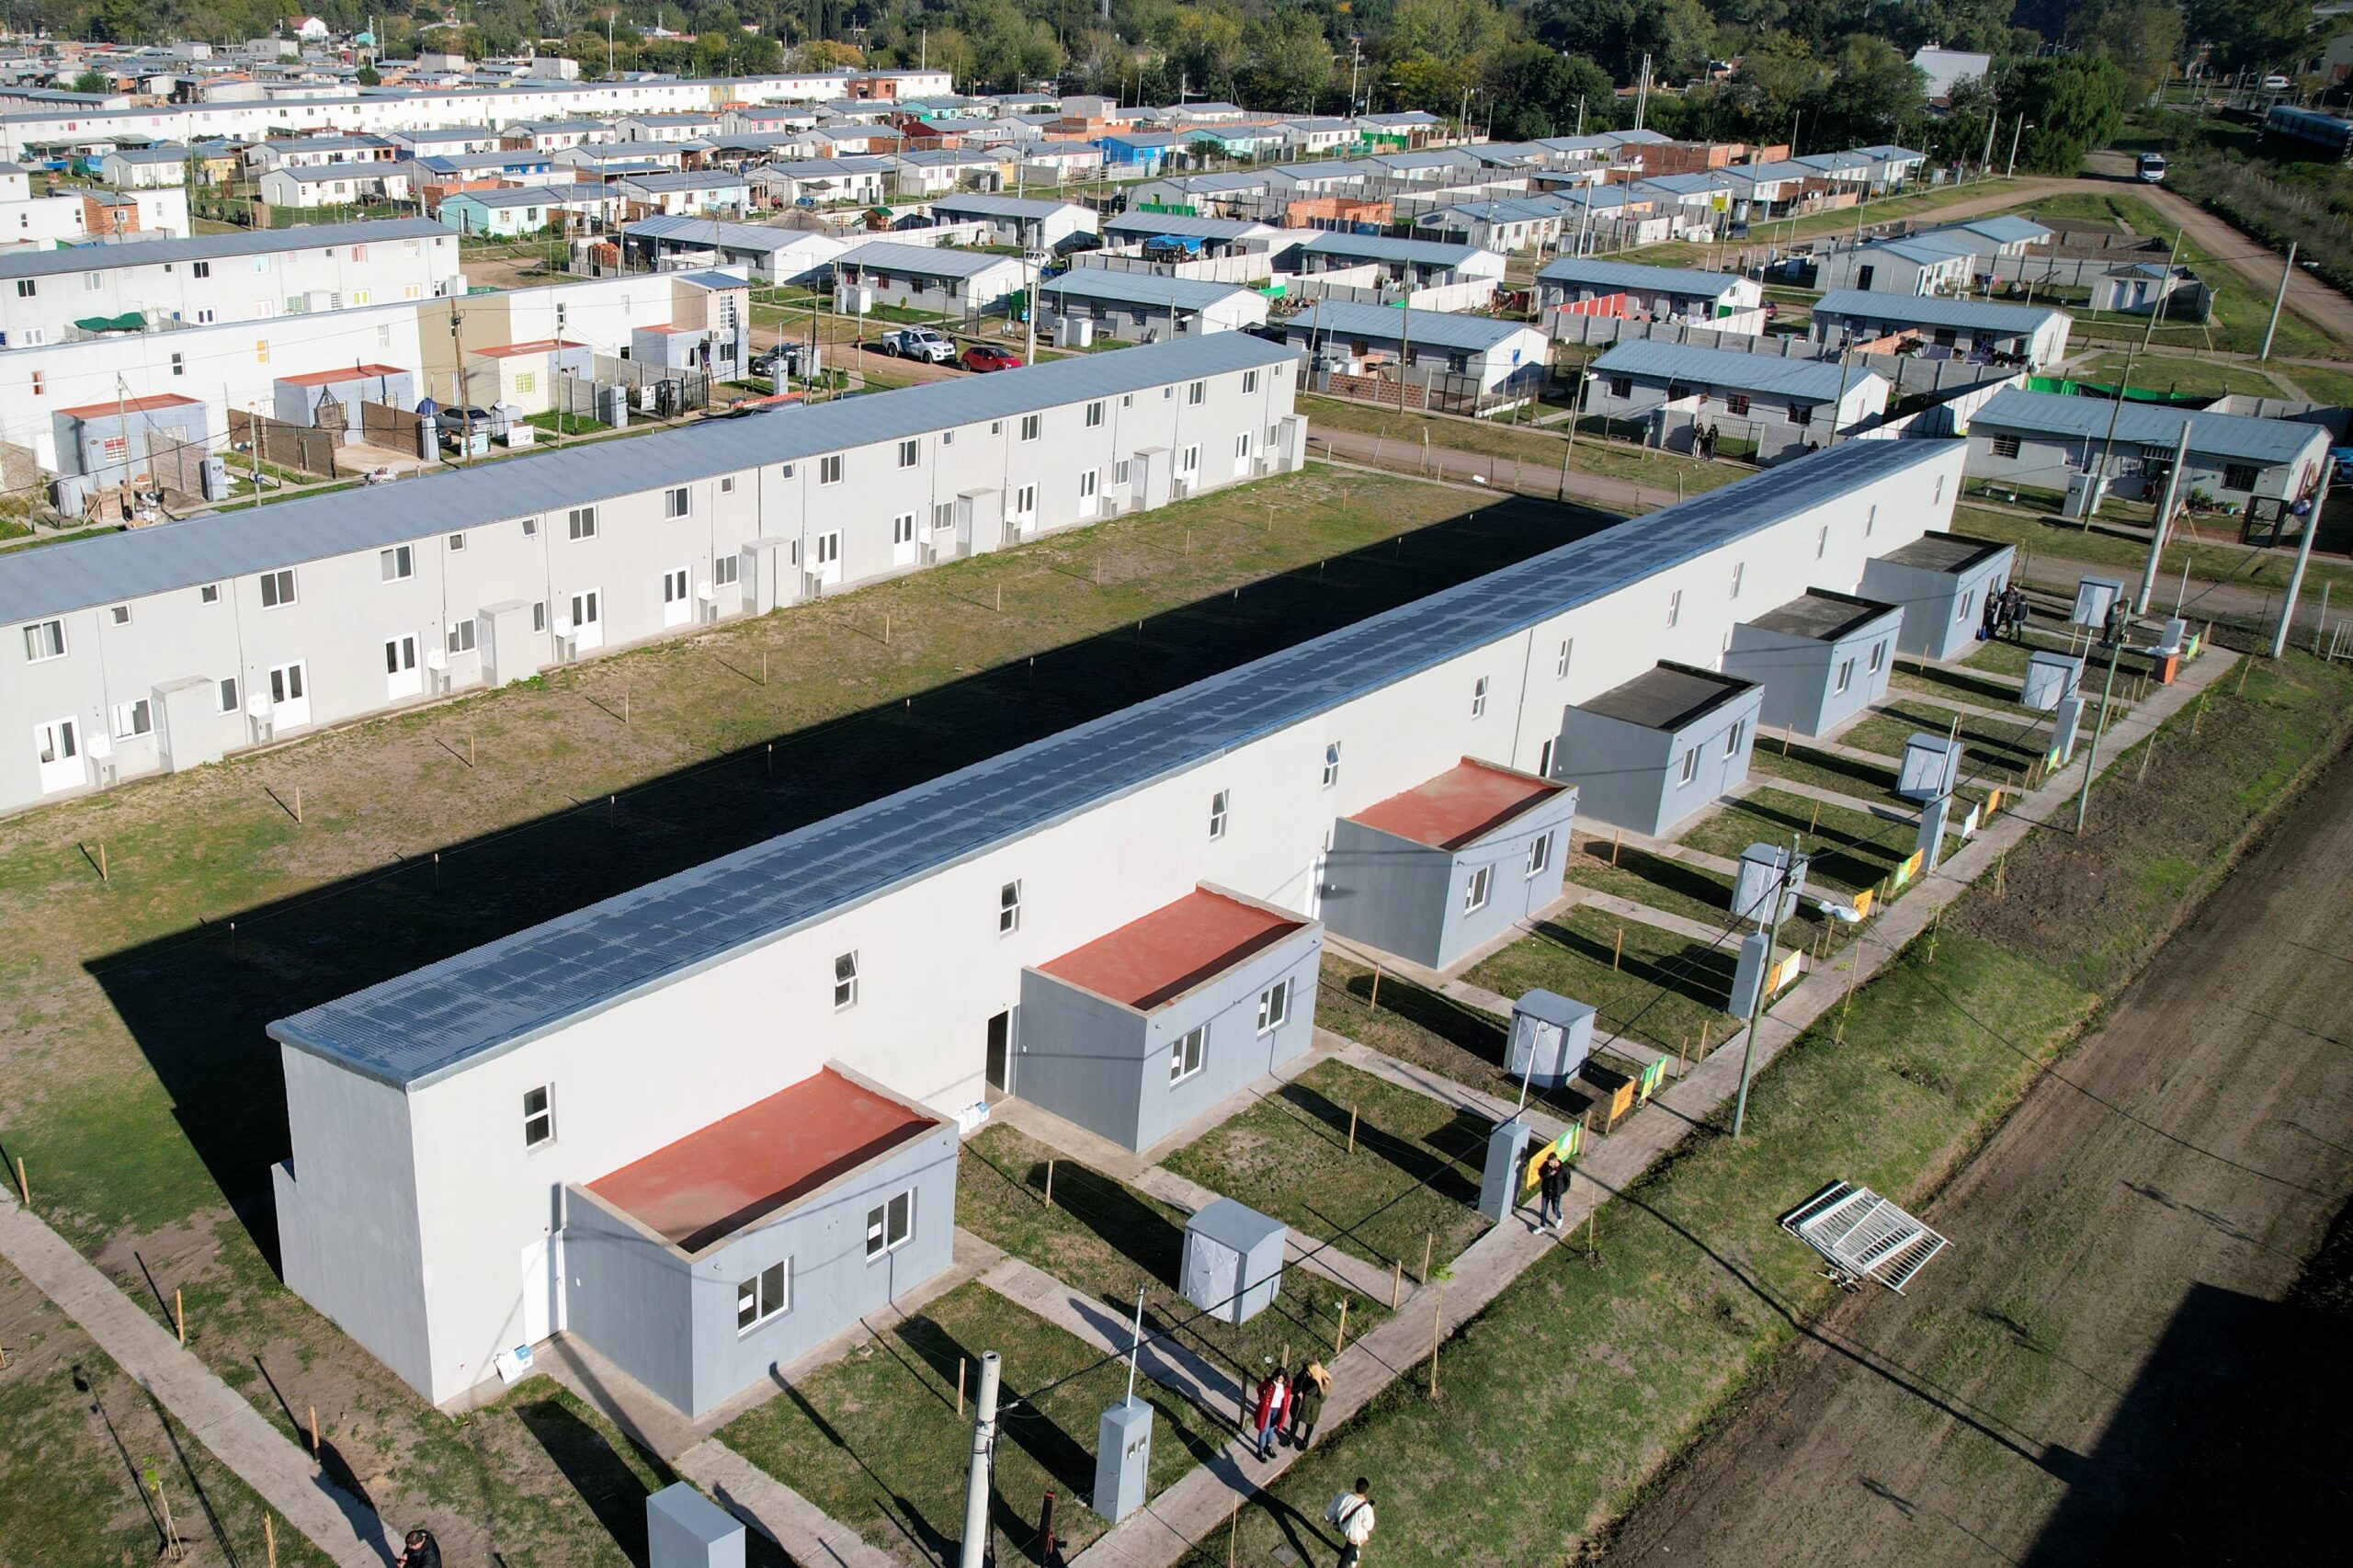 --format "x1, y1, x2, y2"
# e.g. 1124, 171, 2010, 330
881, 326, 956, 363
961, 345, 1023, 372
435, 406, 495, 447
